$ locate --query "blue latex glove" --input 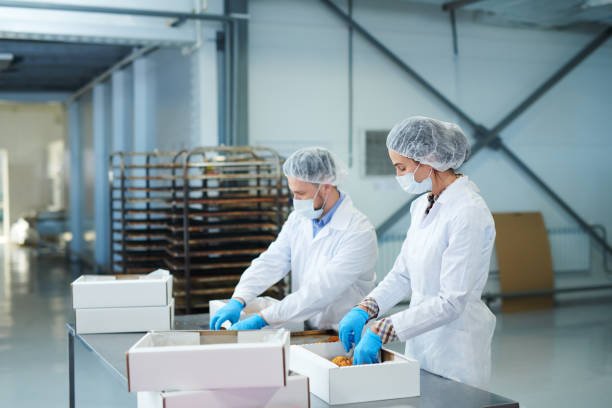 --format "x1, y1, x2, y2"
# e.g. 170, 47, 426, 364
230, 314, 268, 331
209, 299, 244, 330
353, 328, 382, 365
338, 307, 369, 352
